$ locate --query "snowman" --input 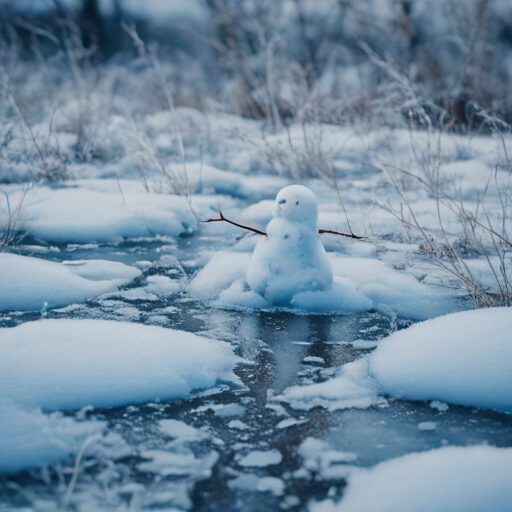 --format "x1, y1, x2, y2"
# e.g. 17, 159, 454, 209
246, 185, 333, 306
